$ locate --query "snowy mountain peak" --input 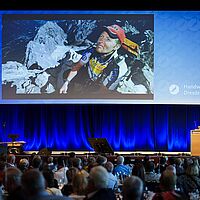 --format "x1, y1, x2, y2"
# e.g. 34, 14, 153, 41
34, 21, 67, 46
25, 21, 67, 69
